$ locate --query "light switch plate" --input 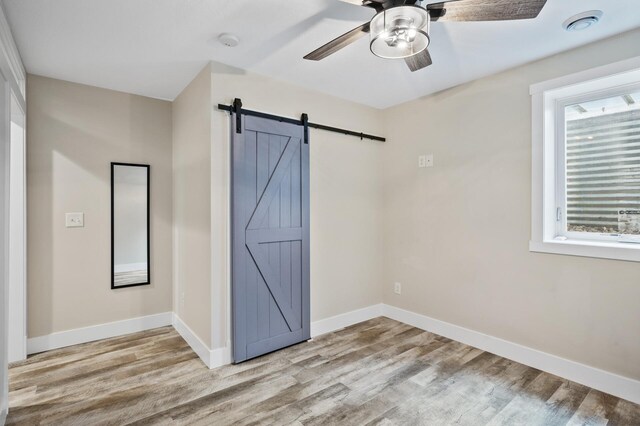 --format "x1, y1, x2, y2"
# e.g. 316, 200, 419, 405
65, 212, 84, 228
